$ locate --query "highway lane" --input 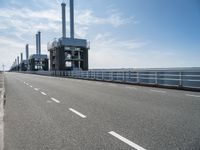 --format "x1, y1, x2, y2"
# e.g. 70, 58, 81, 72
4, 72, 200, 150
